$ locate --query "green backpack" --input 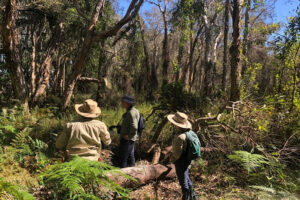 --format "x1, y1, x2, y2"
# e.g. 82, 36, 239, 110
185, 130, 201, 160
